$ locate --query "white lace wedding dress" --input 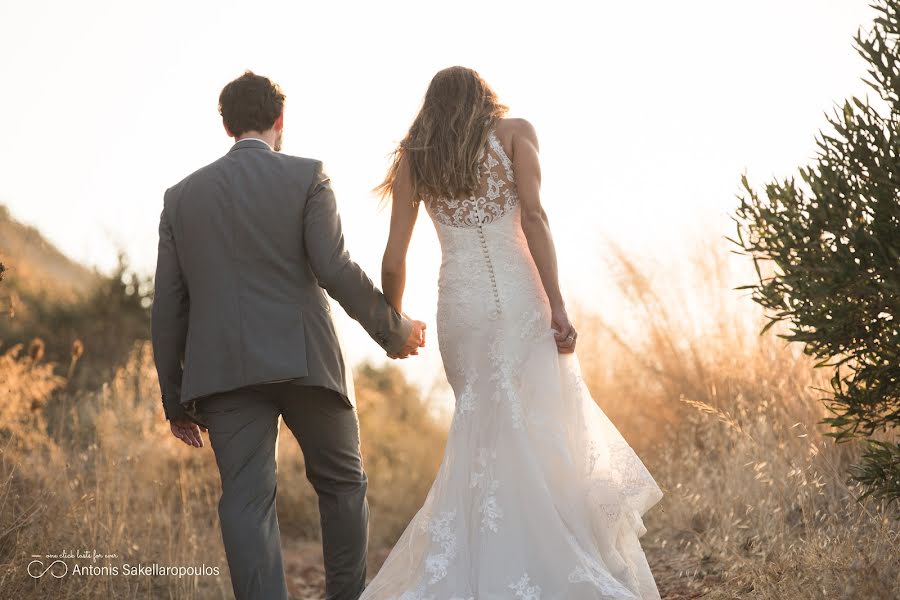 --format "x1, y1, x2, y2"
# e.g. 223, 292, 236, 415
359, 130, 663, 600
